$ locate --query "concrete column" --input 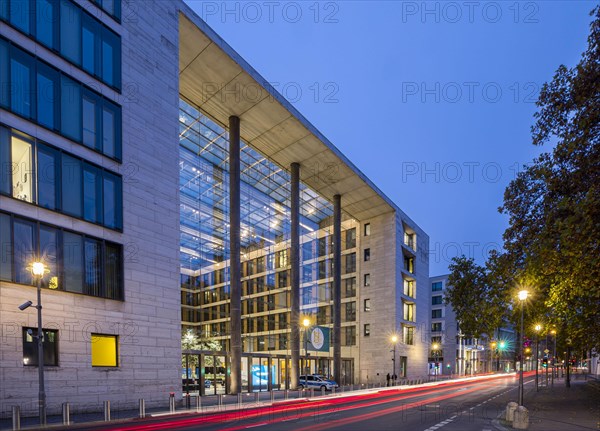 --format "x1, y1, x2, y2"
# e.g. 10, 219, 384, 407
290, 163, 301, 388
229, 115, 242, 394
333, 194, 342, 384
